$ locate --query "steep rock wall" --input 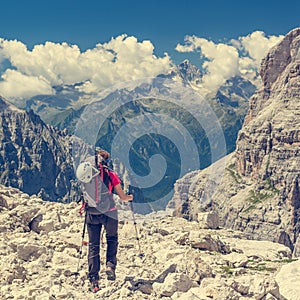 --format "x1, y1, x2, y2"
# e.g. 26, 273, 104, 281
0, 96, 75, 201
170, 28, 300, 253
